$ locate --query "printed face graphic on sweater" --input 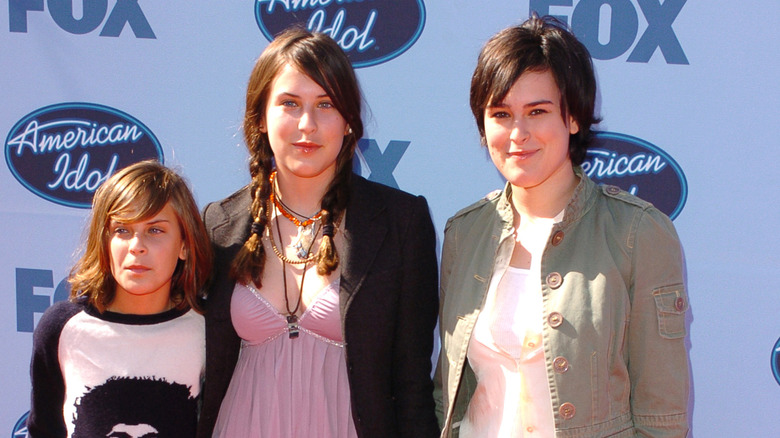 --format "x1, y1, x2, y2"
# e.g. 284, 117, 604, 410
71, 376, 197, 437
